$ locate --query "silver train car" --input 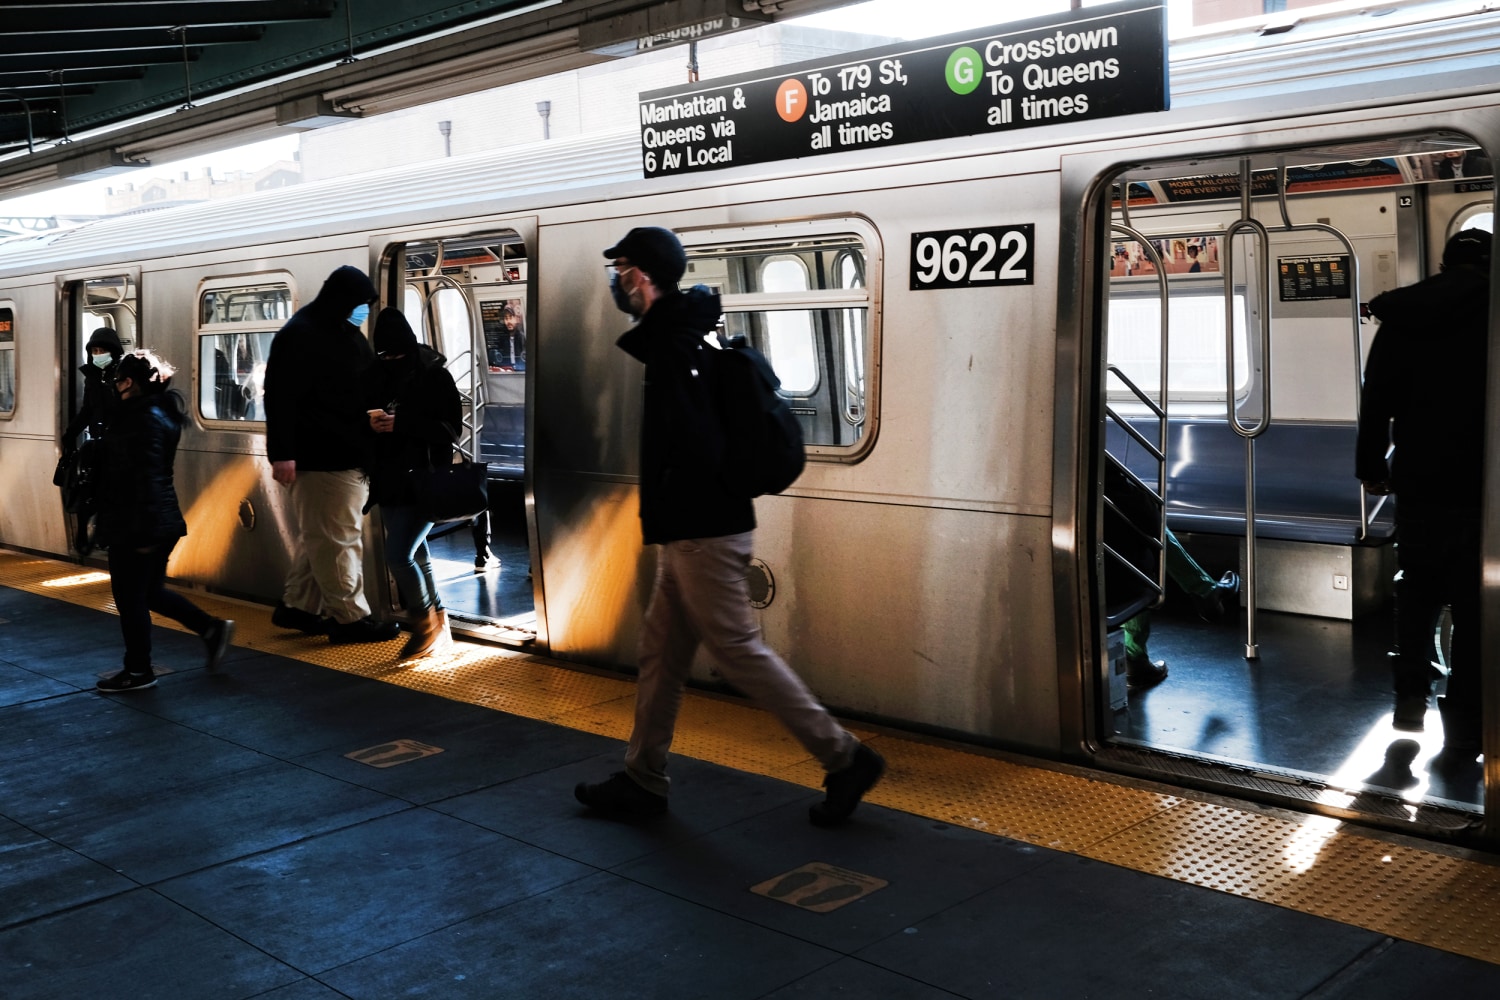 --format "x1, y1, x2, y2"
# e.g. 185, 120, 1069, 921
1, 5, 1497, 841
